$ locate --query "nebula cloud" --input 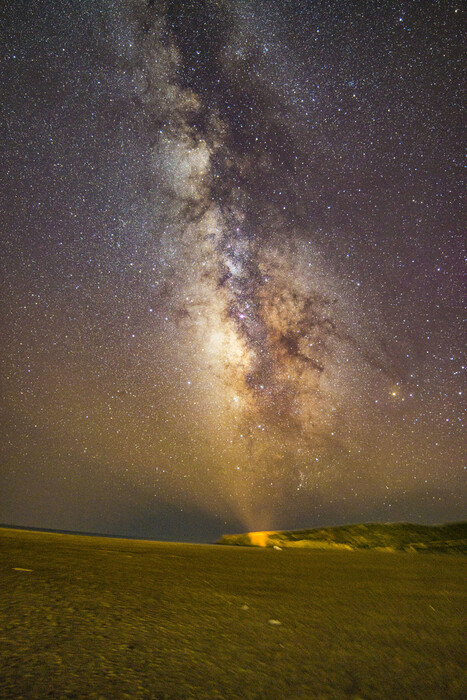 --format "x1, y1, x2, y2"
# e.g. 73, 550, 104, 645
122, 1, 411, 527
